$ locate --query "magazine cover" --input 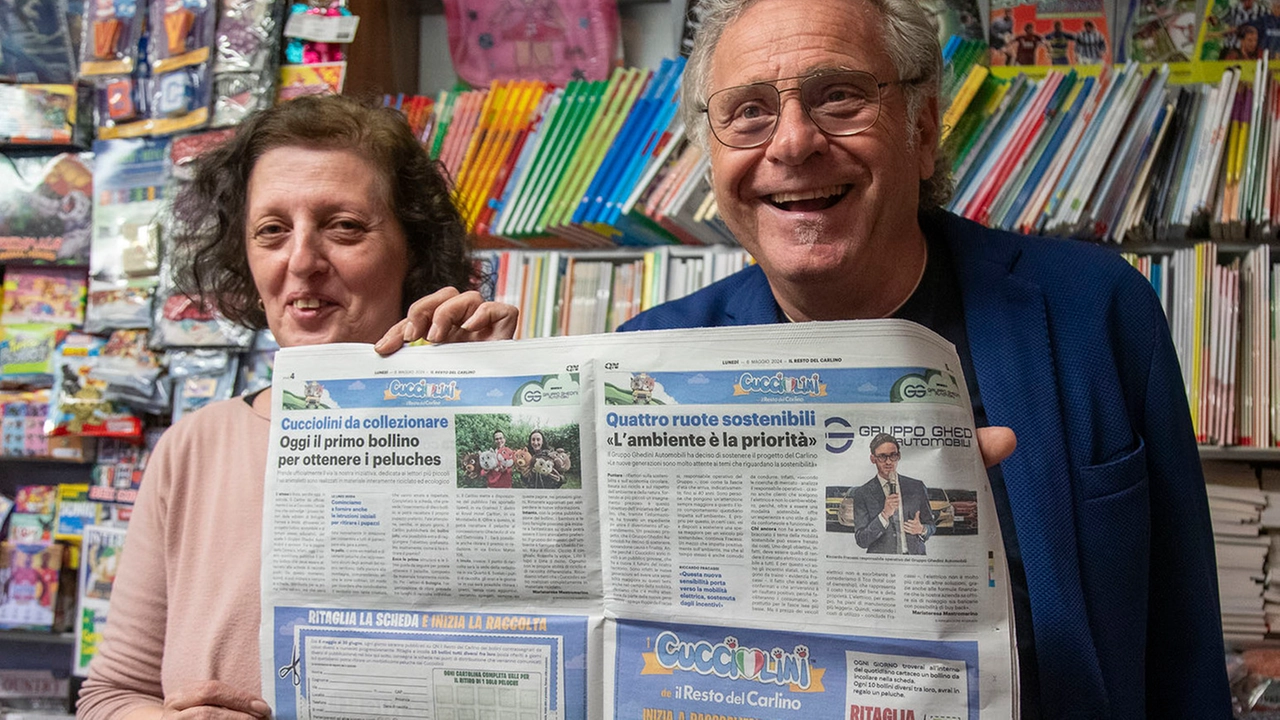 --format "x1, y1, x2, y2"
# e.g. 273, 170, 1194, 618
0, 153, 94, 265
0, 84, 77, 144
1125, 0, 1200, 62
74, 525, 127, 676
989, 0, 1112, 66
0, 0, 77, 83
1, 266, 89, 327
0, 541, 64, 631
1195, 0, 1277, 61
927, 0, 984, 44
